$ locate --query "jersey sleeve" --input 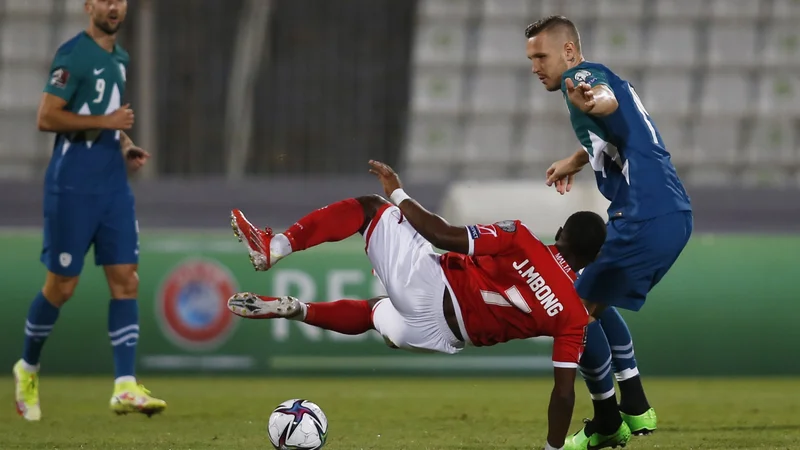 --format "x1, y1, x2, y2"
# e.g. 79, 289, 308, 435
43, 51, 82, 102
552, 324, 587, 368
465, 220, 521, 256
563, 66, 611, 92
